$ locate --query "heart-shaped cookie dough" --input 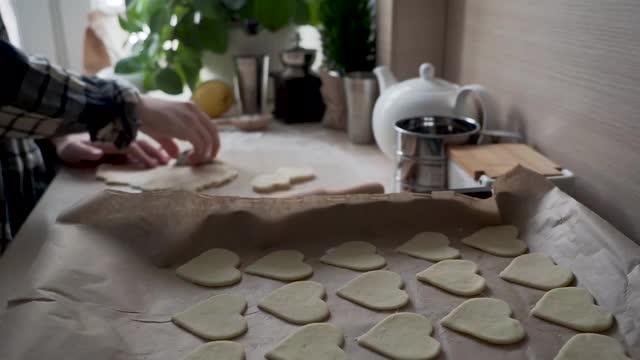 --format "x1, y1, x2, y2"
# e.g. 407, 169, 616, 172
554, 334, 631, 360
172, 294, 247, 340
258, 281, 329, 325
182, 341, 244, 360
266, 323, 348, 360
320, 241, 386, 271
396, 232, 459, 262
176, 248, 242, 287
499, 253, 574, 290
441, 298, 526, 344
276, 167, 315, 183
245, 250, 313, 281
531, 287, 613, 332
358, 312, 441, 360
337, 270, 408, 310
417, 260, 486, 296
462, 225, 527, 257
